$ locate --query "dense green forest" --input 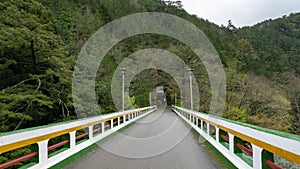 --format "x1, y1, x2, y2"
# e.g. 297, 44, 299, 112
1, 0, 299, 135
